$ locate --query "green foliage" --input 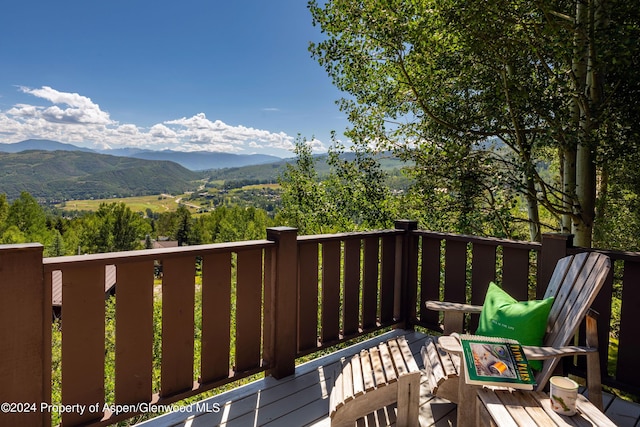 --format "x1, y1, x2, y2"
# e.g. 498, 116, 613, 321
77, 202, 151, 253
593, 153, 640, 251
0, 191, 57, 250
308, 0, 640, 245
325, 141, 396, 230
0, 150, 202, 201
0, 194, 8, 225
277, 137, 328, 234
51, 320, 62, 426
202, 205, 273, 242
277, 136, 397, 234
174, 205, 193, 246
